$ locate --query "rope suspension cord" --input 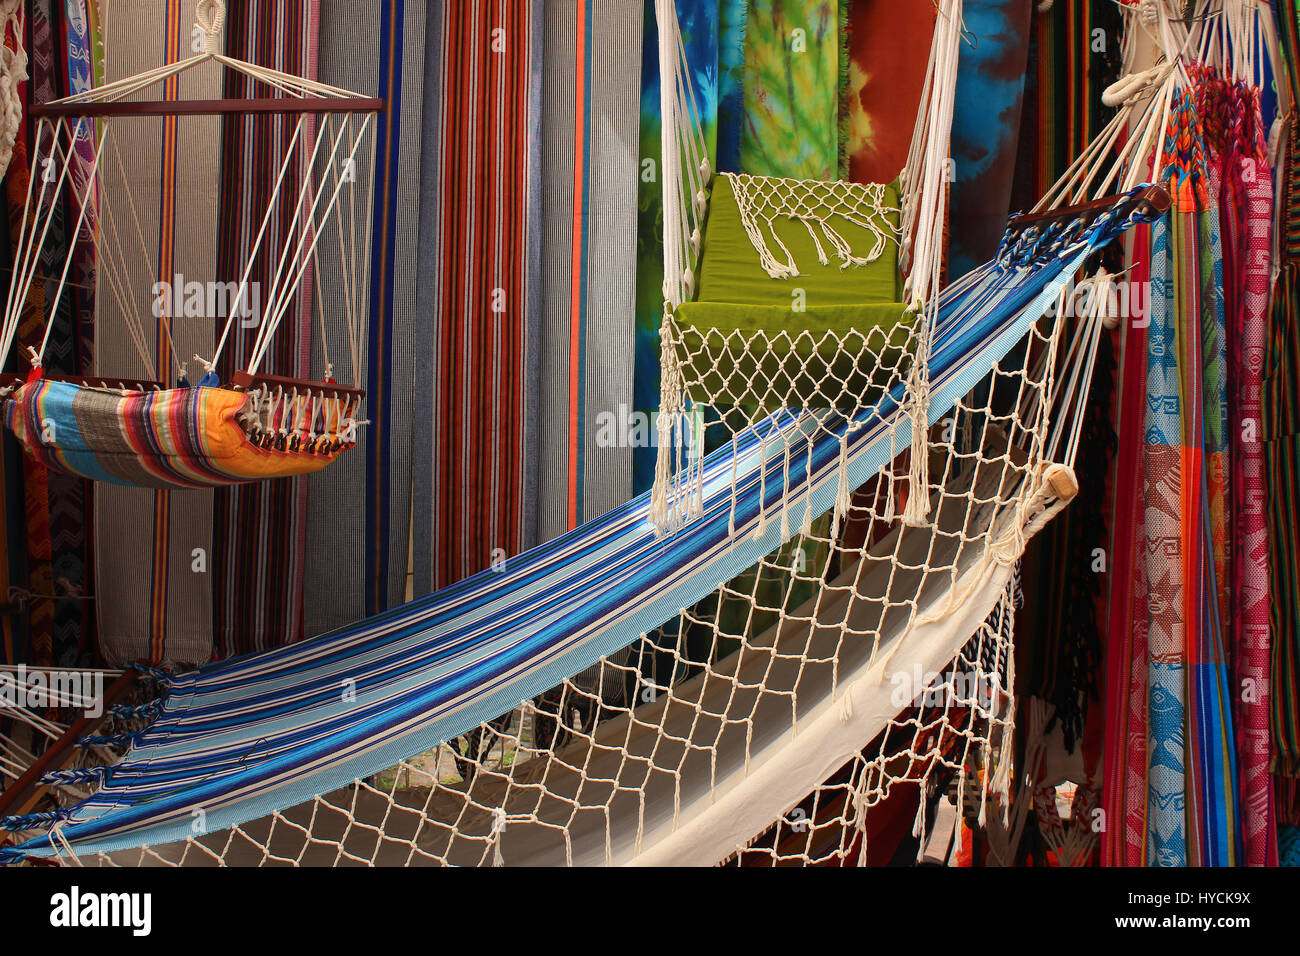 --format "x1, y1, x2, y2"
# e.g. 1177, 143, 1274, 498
244, 113, 375, 377
0, 119, 95, 372
897, 0, 964, 526
34, 124, 111, 369
208, 112, 313, 373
